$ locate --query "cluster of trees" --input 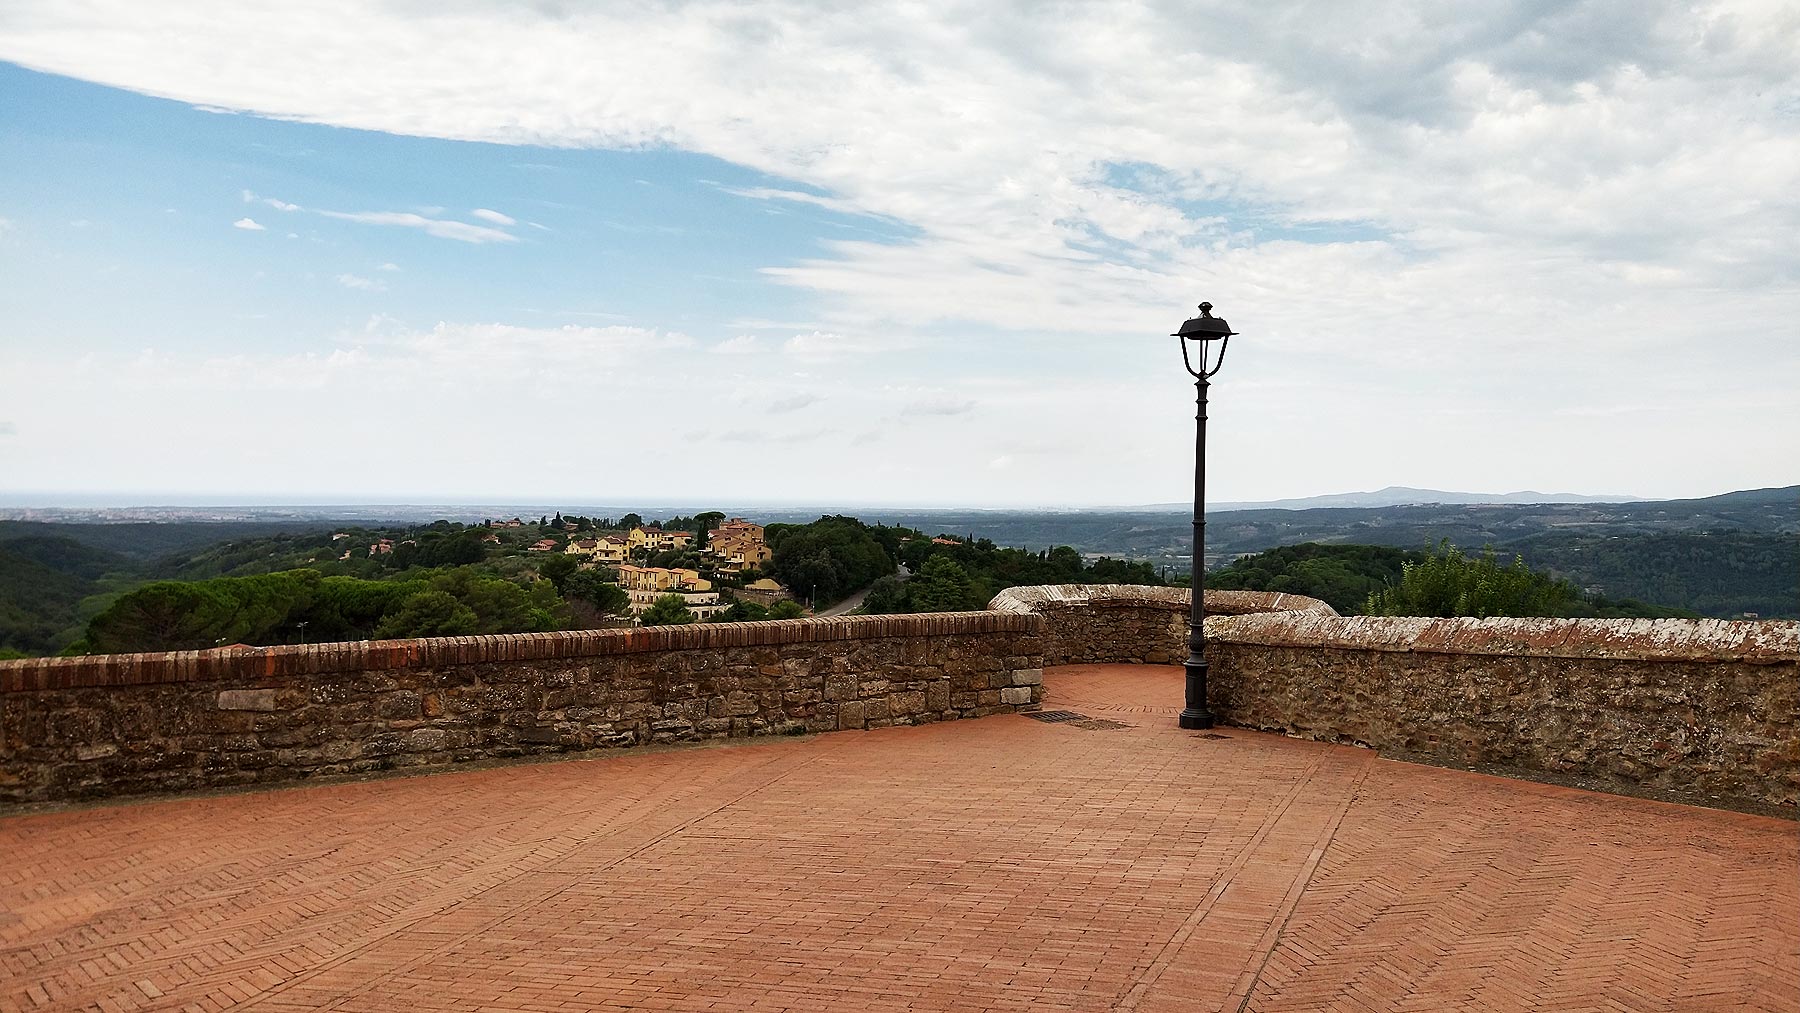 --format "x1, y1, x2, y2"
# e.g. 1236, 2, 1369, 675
866, 536, 1164, 615
1206, 543, 1420, 615
764, 515, 897, 606
81, 567, 572, 653
1520, 531, 1794, 618
1363, 542, 1697, 619
1203, 542, 1699, 618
